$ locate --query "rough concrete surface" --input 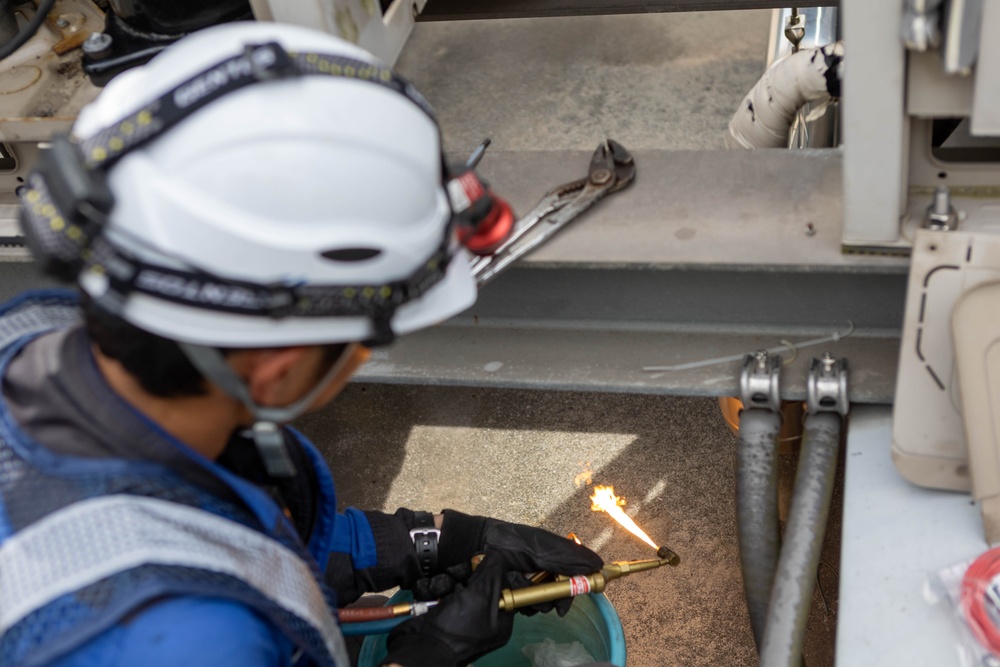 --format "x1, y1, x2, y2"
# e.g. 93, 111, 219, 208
293, 9, 842, 667
296, 387, 760, 666
394, 11, 772, 153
